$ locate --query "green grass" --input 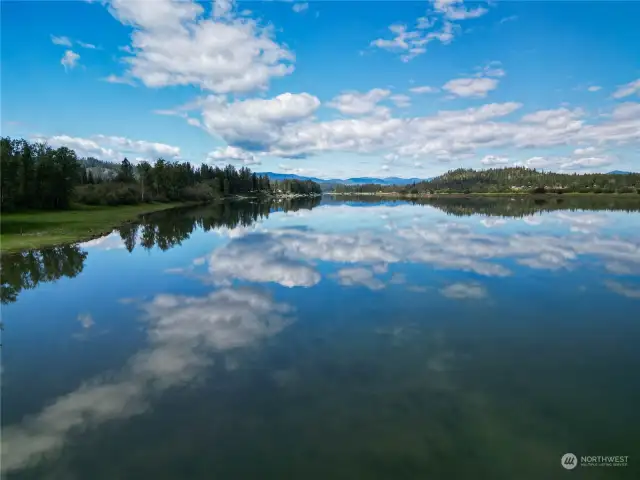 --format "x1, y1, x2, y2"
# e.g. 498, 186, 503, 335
0, 202, 190, 252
